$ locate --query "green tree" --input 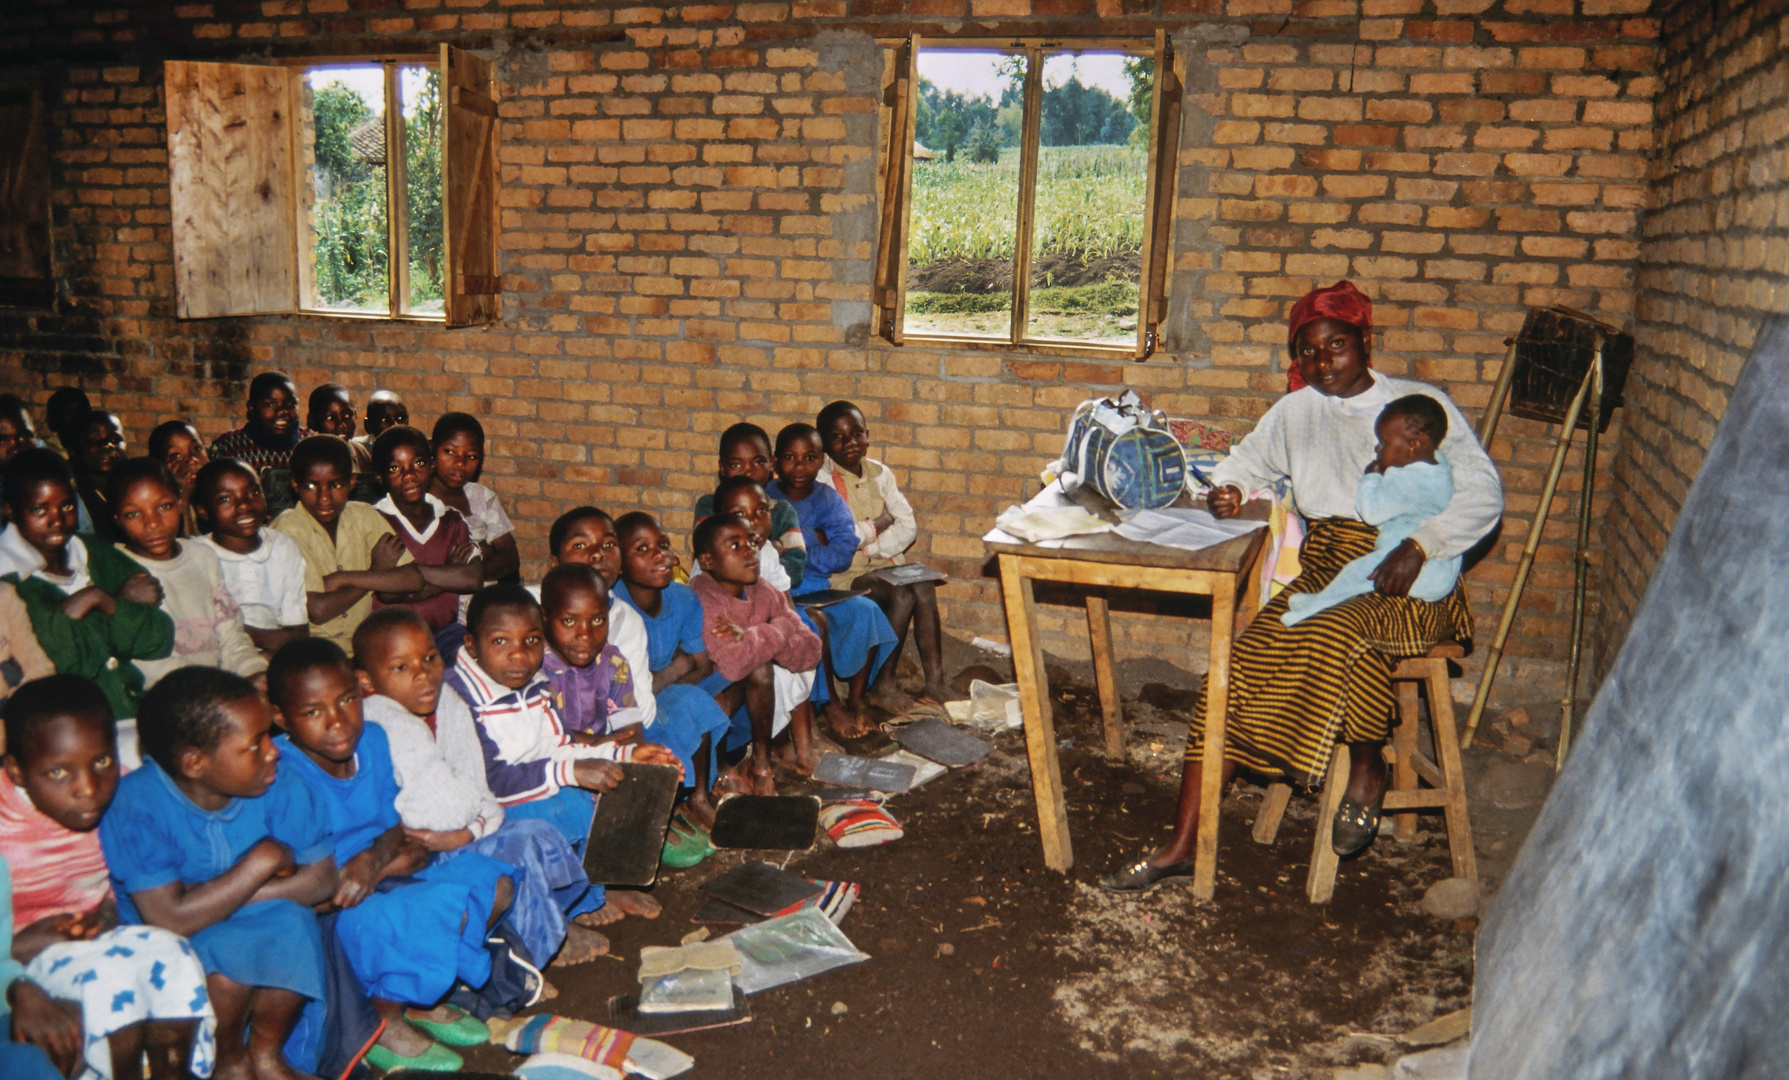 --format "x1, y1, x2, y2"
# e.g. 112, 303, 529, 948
968, 120, 1001, 164
405, 69, 443, 304
311, 82, 372, 192
1040, 78, 1134, 146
